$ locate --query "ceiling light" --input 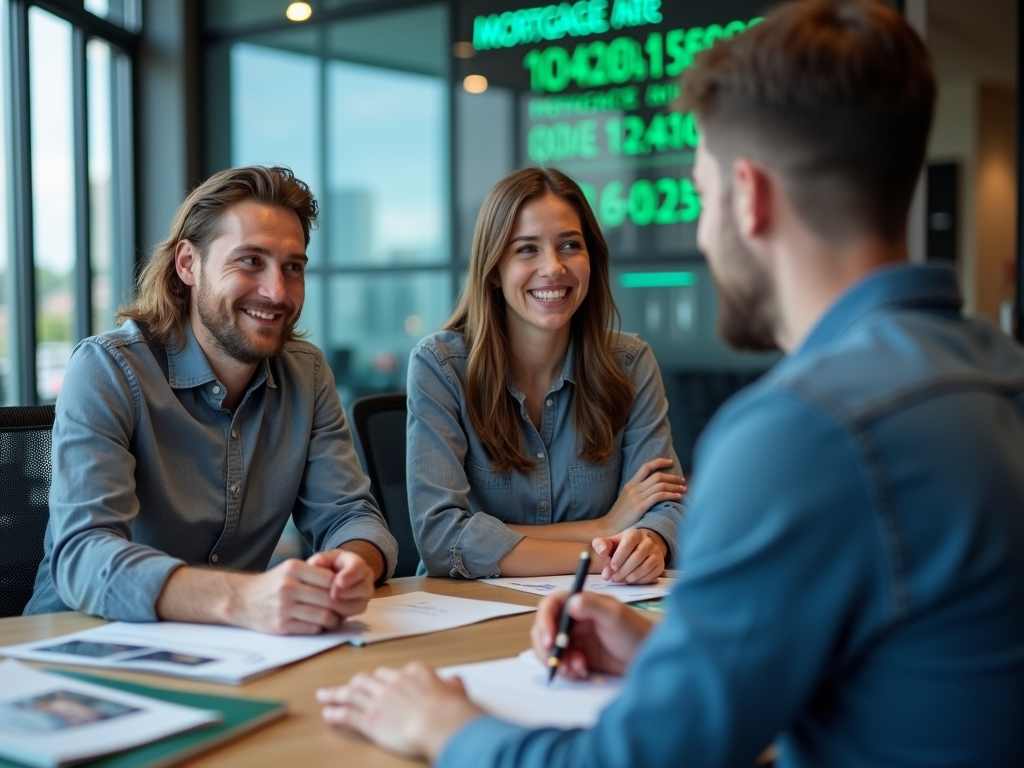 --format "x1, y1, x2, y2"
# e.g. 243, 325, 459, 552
286, 2, 312, 22
463, 74, 488, 94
